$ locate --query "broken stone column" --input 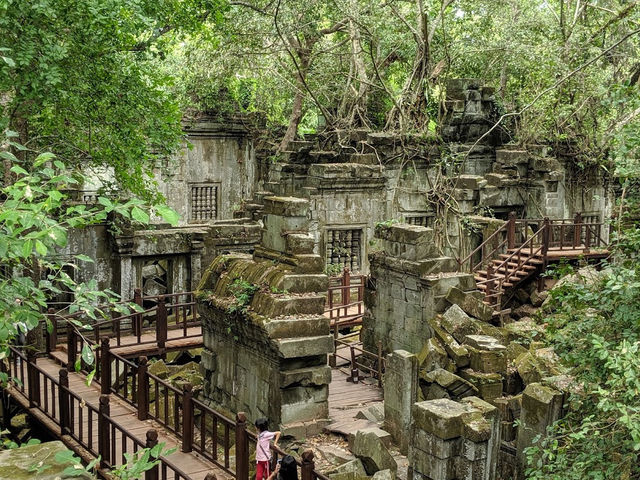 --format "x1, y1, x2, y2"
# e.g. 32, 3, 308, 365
197, 196, 332, 438
384, 350, 419, 455
363, 223, 476, 355
516, 383, 564, 472
409, 397, 499, 480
